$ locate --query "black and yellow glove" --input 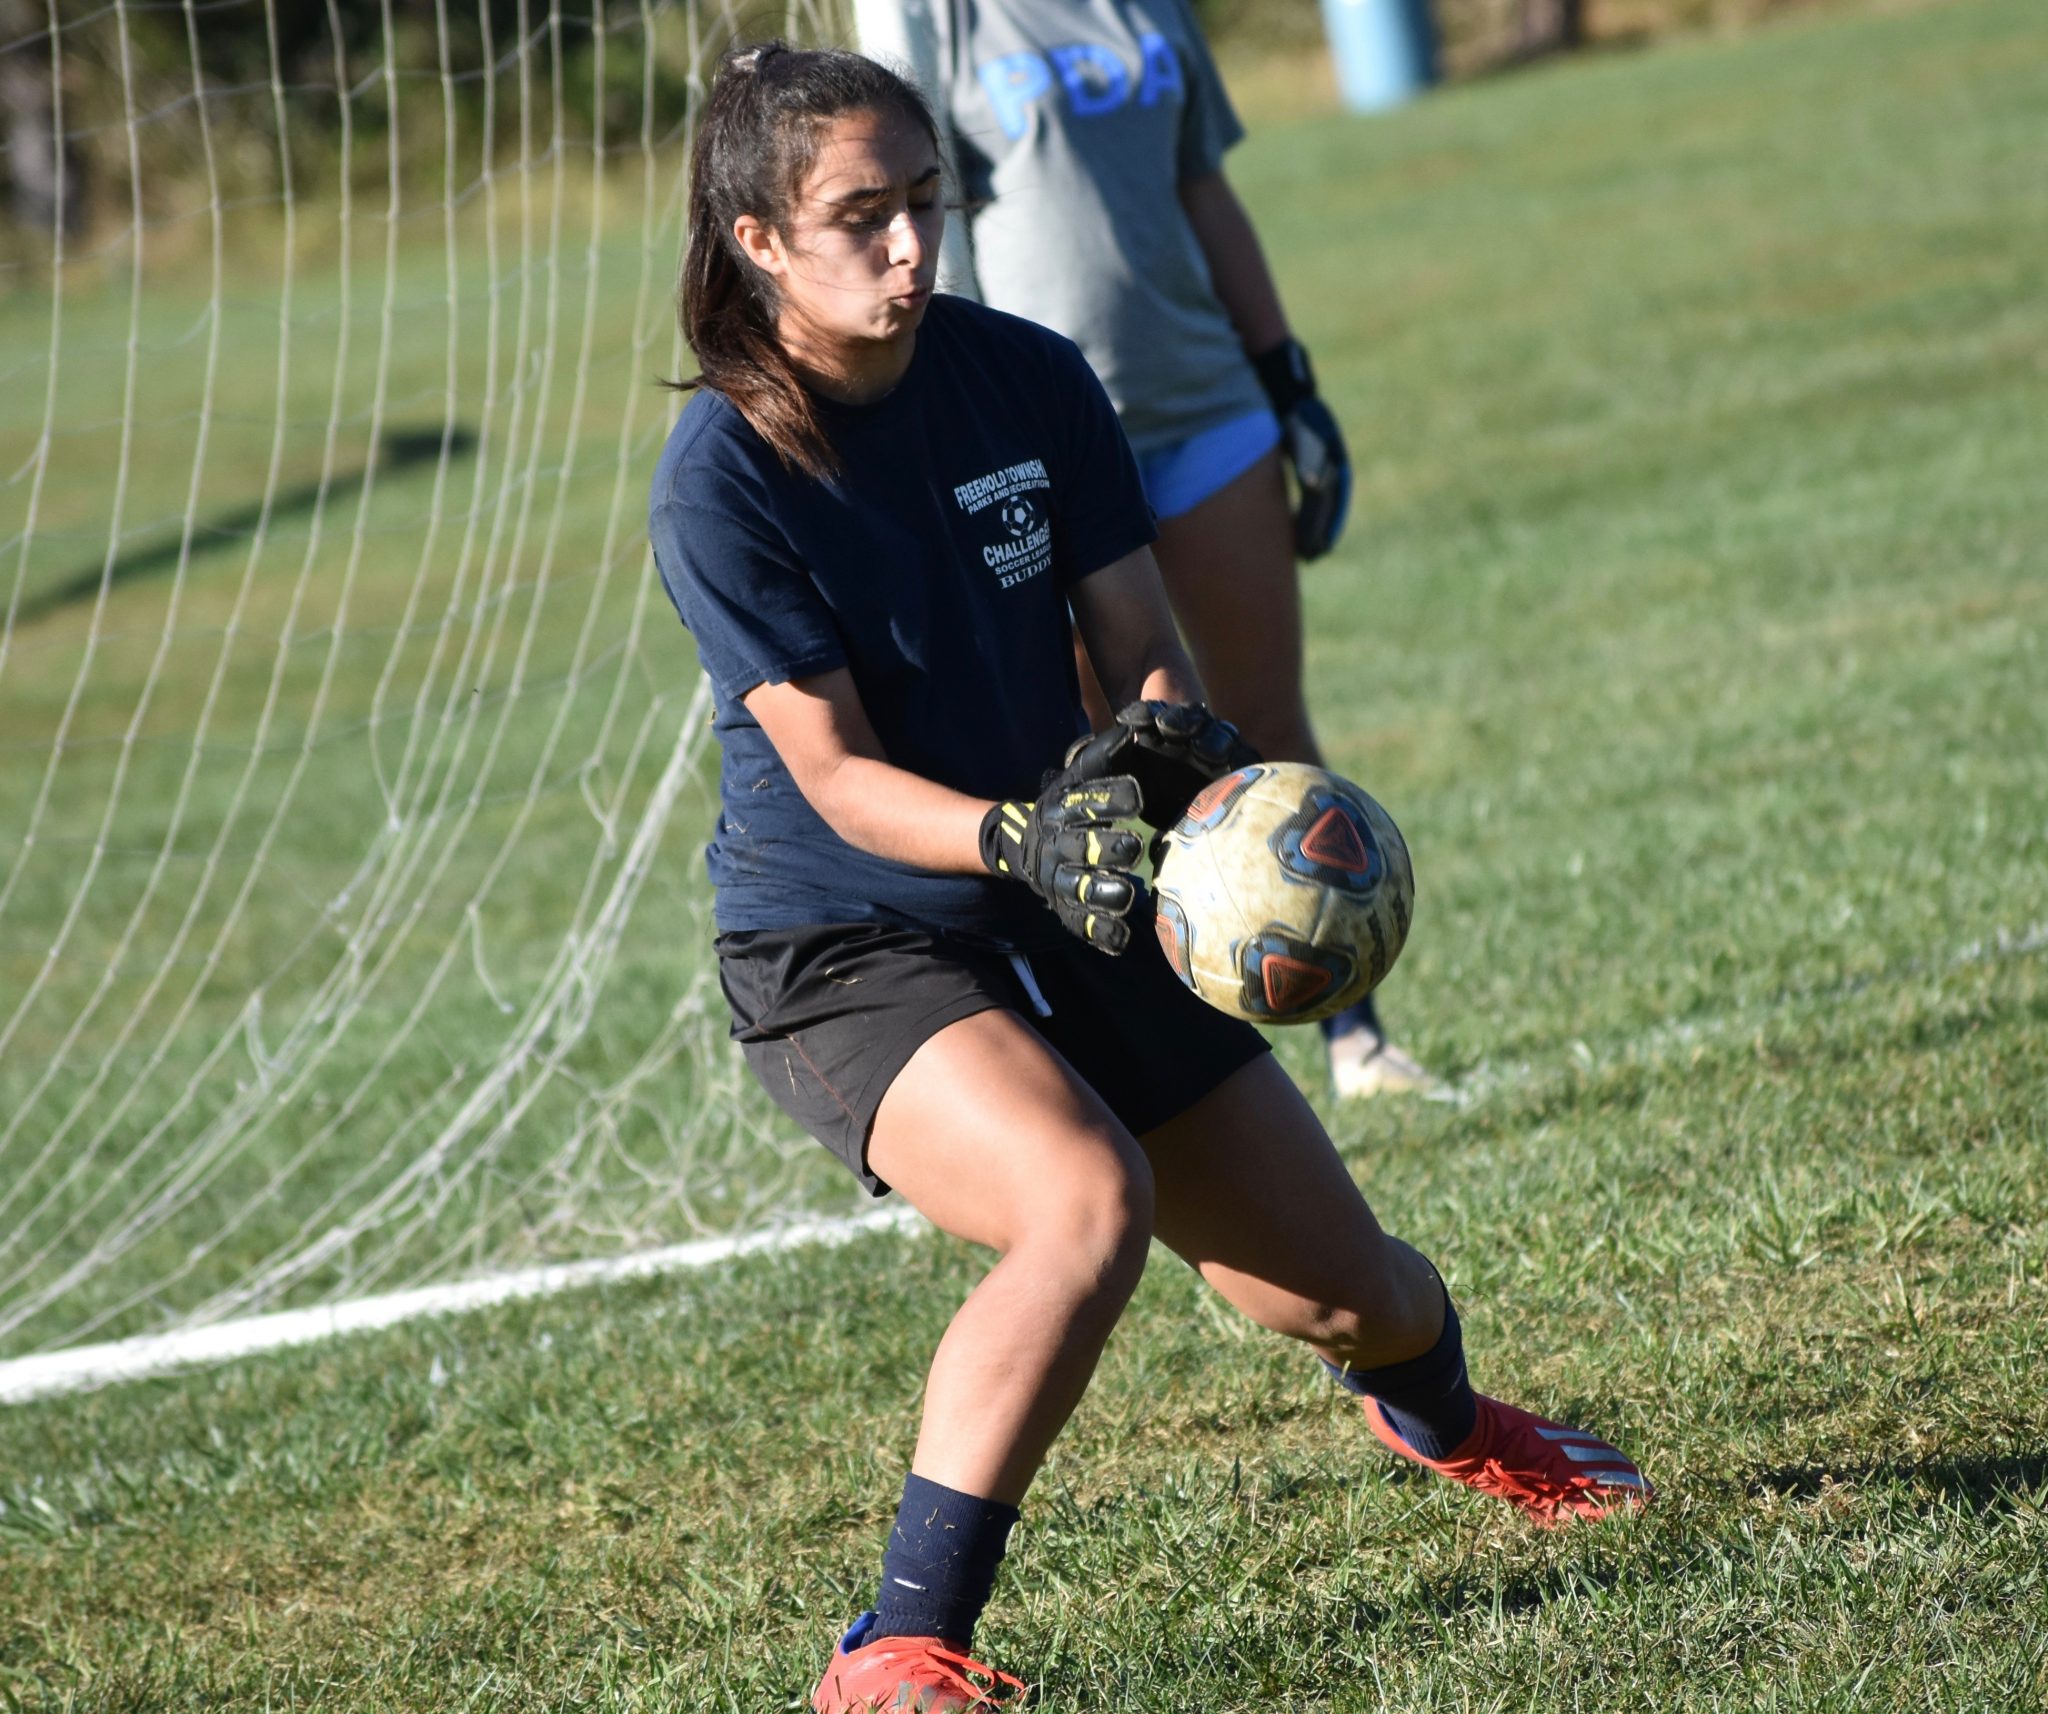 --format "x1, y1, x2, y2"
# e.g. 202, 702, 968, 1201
1056, 701, 1261, 830
978, 775, 1147, 954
